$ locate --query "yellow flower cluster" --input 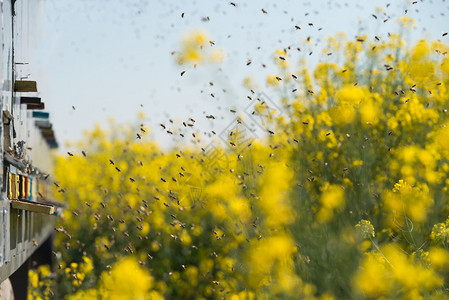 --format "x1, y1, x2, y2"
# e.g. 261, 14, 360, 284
354, 244, 443, 298
355, 220, 375, 239
69, 257, 163, 300
431, 217, 449, 246
27, 265, 54, 300
177, 30, 224, 65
